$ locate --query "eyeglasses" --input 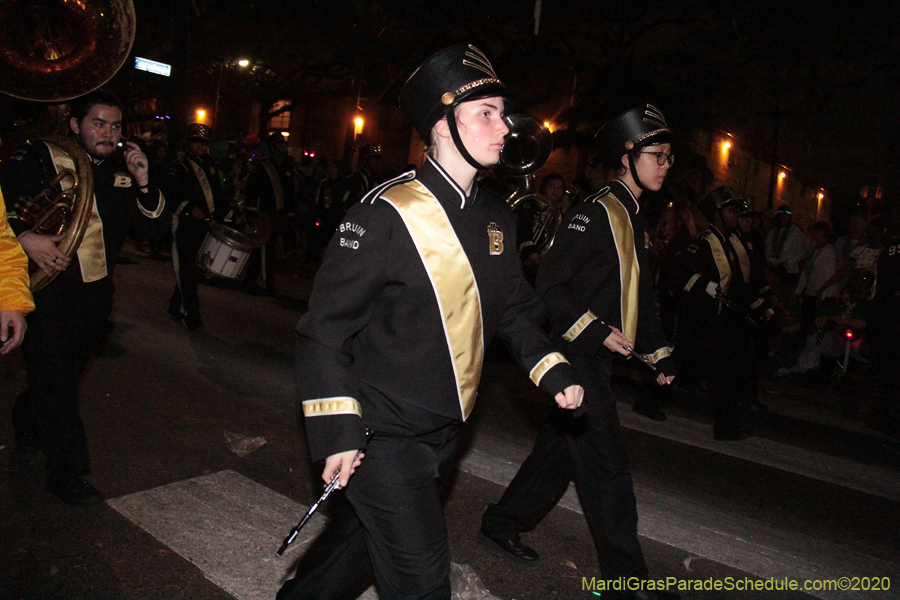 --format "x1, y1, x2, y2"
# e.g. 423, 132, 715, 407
640, 151, 675, 166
